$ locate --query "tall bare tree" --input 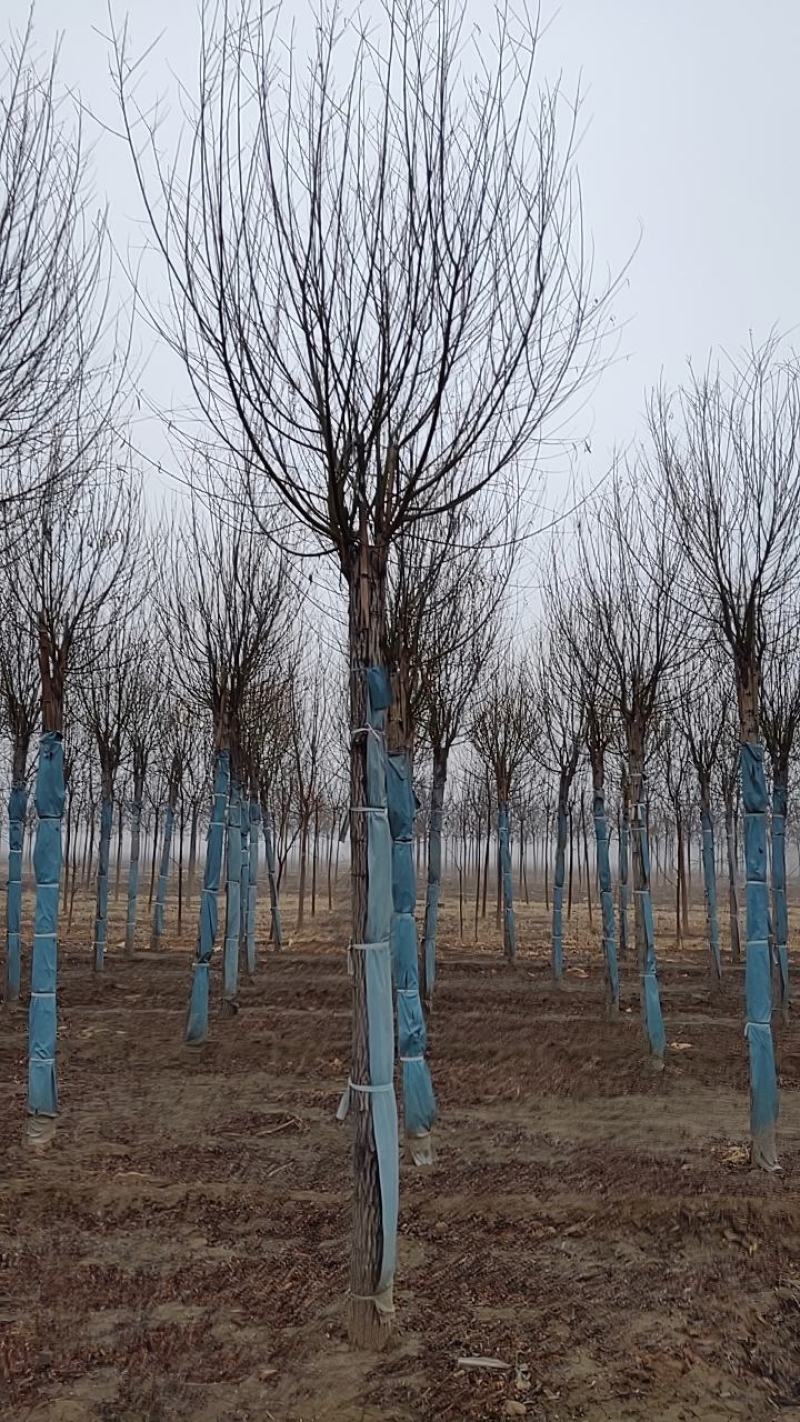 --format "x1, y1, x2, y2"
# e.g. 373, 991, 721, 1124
116, 0, 610, 1344
471, 646, 534, 961
21, 444, 137, 1140
655, 341, 800, 1169
579, 470, 686, 1067
165, 494, 288, 1035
